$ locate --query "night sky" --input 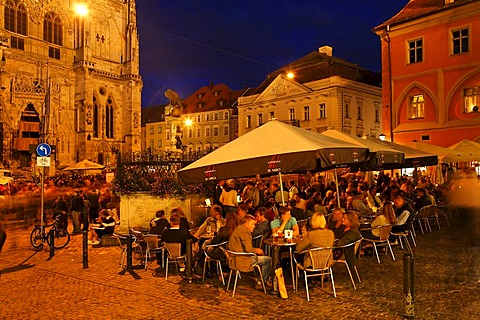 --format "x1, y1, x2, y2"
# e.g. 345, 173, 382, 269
136, 0, 408, 107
